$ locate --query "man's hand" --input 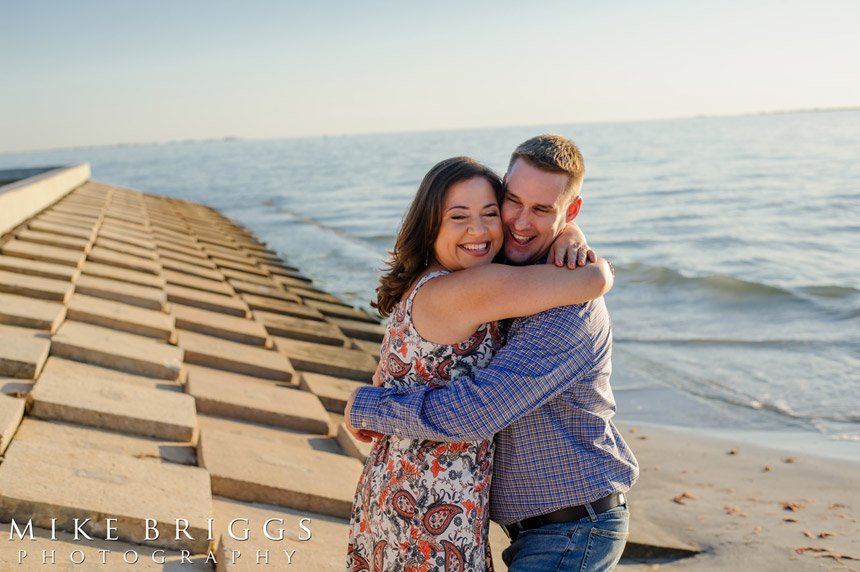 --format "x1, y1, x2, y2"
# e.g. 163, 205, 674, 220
344, 388, 383, 443
547, 222, 596, 269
